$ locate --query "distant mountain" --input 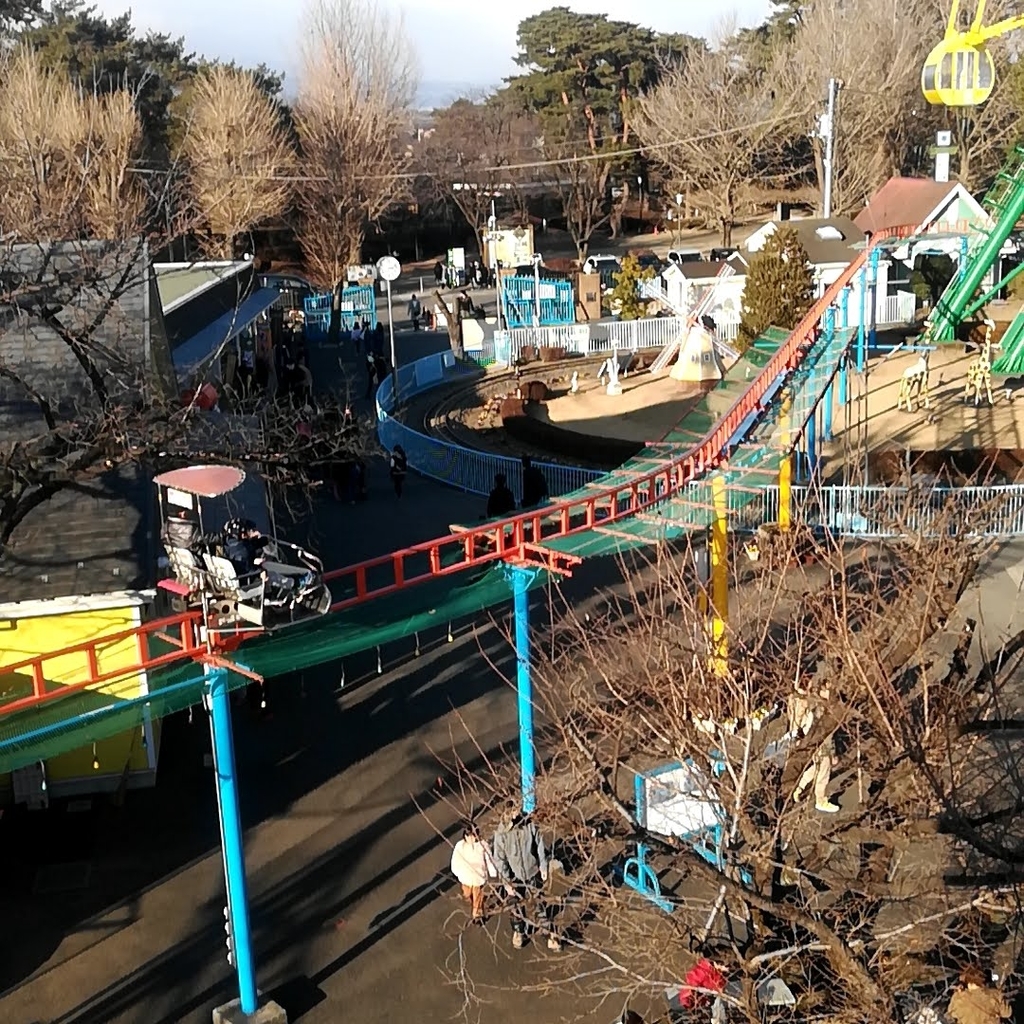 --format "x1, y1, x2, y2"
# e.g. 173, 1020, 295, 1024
415, 79, 493, 110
